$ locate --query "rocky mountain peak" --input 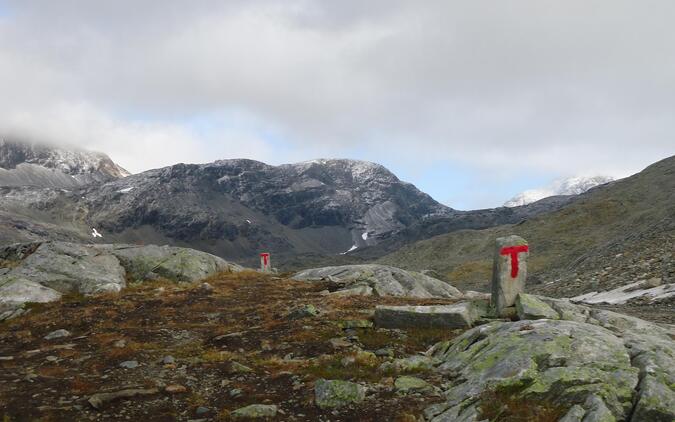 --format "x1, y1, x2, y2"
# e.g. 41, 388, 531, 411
0, 139, 130, 188
504, 174, 614, 207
